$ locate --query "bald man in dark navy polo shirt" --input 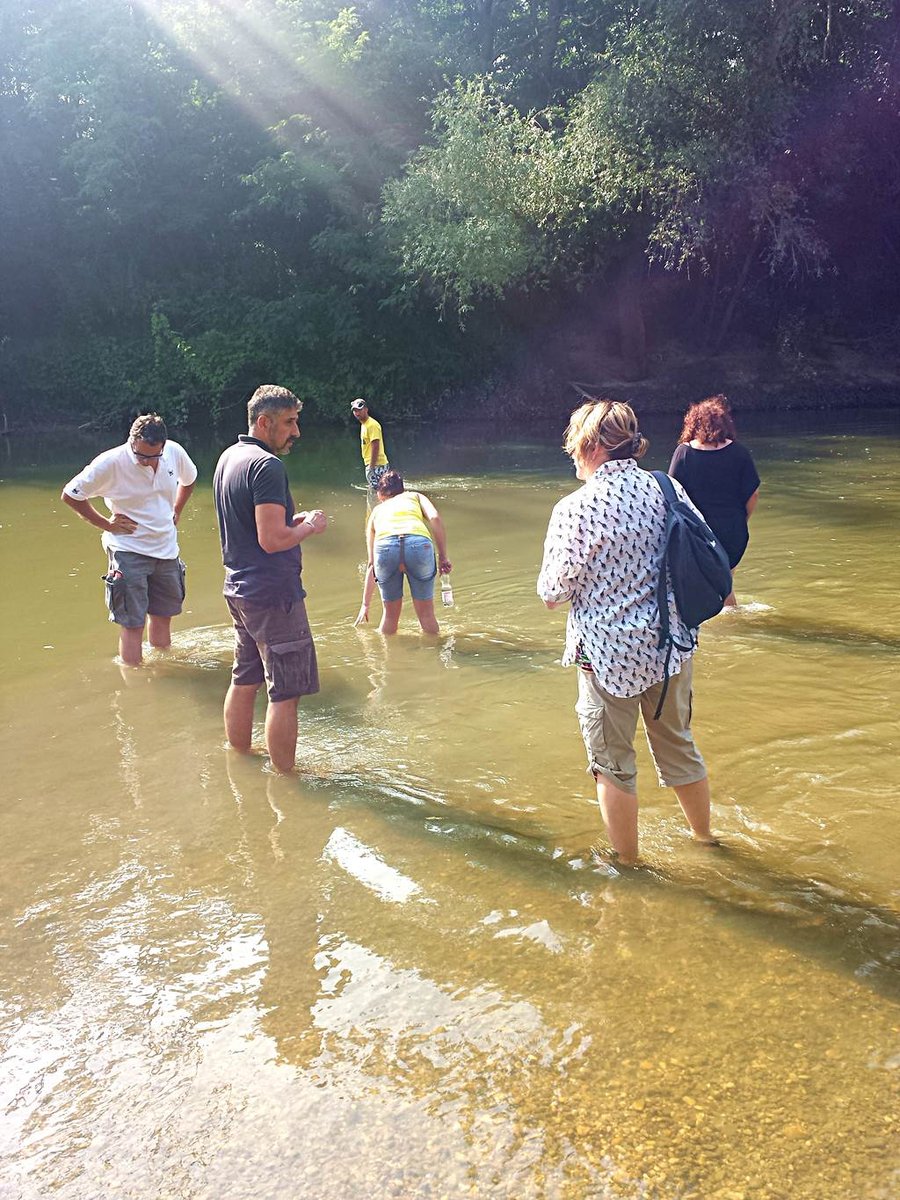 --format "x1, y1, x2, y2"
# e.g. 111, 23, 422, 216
213, 385, 328, 772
